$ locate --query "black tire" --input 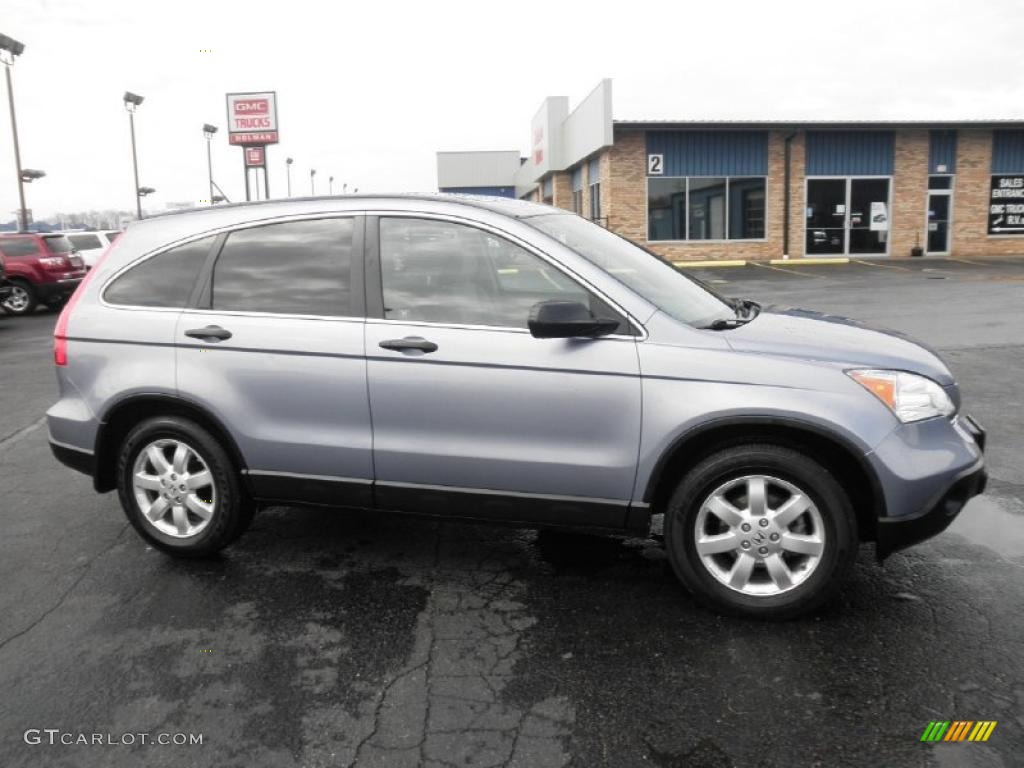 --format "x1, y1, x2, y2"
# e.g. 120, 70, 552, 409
664, 444, 857, 620
2, 279, 37, 316
116, 416, 253, 557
